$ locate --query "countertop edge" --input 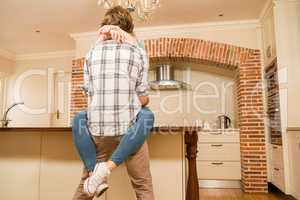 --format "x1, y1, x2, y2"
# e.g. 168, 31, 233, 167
0, 127, 202, 133
287, 127, 300, 132
0, 127, 241, 133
